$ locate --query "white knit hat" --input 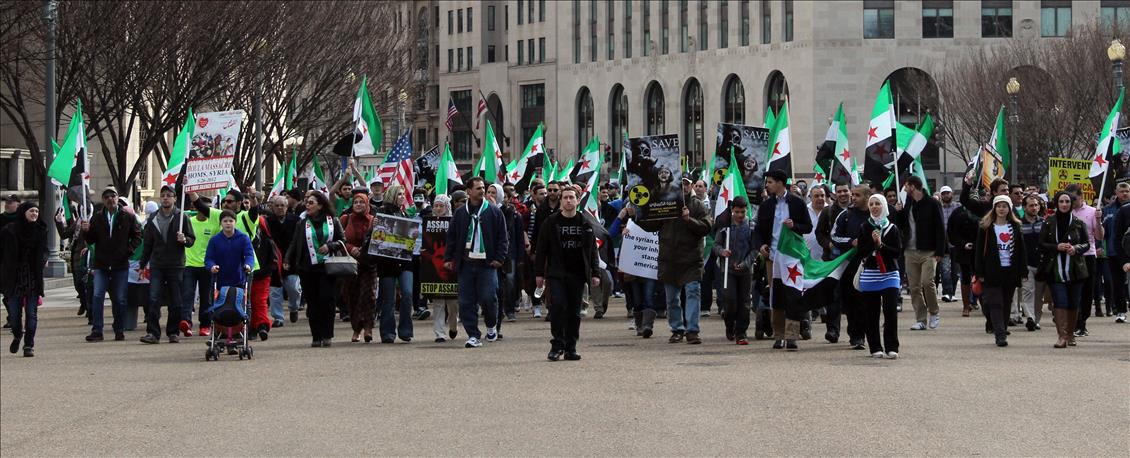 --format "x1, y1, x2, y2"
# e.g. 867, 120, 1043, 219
991, 195, 1012, 208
